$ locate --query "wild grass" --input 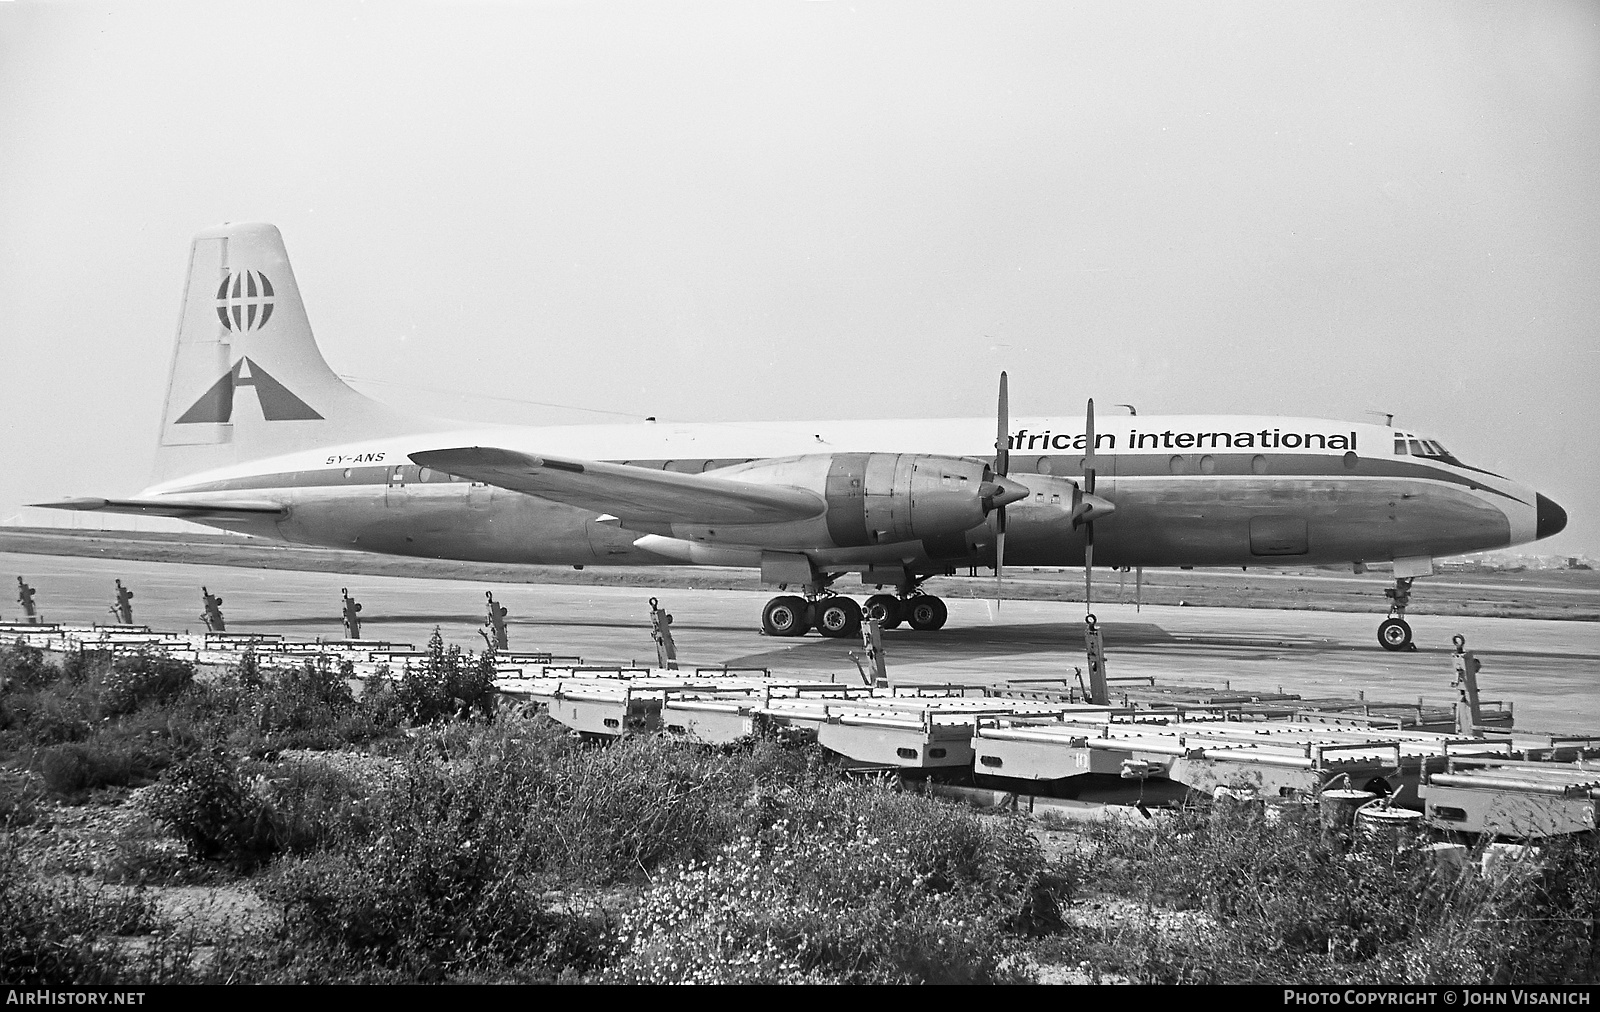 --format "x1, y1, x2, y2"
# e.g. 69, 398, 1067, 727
1073, 799, 1600, 984
4, 638, 1597, 984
